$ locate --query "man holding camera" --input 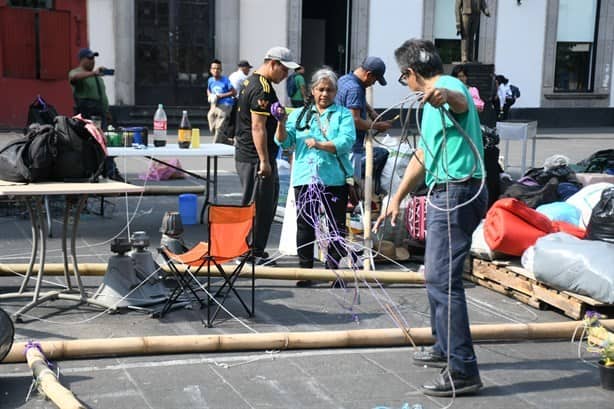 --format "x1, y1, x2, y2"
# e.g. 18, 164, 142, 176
69, 47, 123, 181
69, 48, 113, 128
